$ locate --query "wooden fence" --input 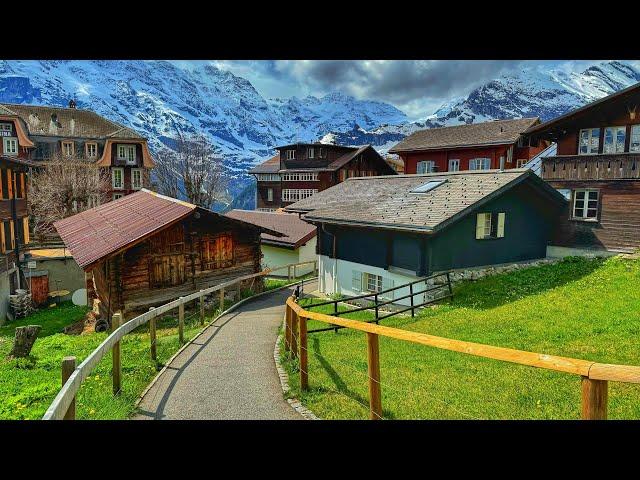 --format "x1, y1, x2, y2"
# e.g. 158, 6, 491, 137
42, 259, 317, 420
284, 296, 640, 420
